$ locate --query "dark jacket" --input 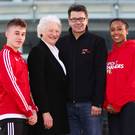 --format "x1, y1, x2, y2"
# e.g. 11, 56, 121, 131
27, 40, 69, 134
57, 29, 107, 107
